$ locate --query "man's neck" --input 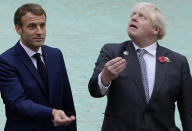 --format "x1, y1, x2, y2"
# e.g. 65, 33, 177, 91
131, 38, 157, 48
20, 39, 40, 52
